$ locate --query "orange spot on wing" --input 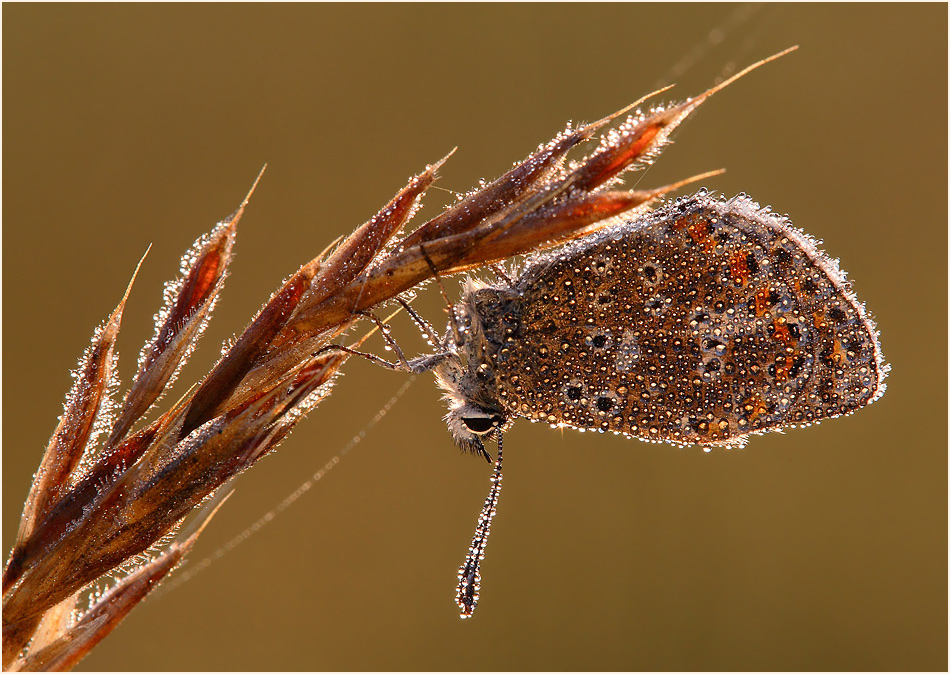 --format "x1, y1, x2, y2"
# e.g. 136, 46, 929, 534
754, 288, 772, 316
672, 215, 692, 231
830, 338, 845, 364
687, 220, 710, 244
741, 395, 768, 422
771, 319, 792, 345
730, 251, 750, 287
